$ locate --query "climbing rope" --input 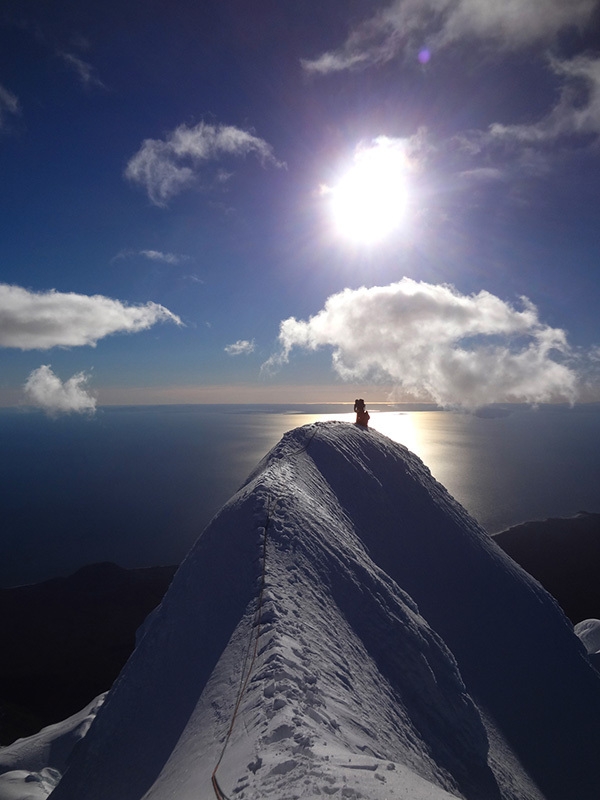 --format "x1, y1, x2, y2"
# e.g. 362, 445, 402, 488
211, 509, 270, 800
211, 424, 320, 799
